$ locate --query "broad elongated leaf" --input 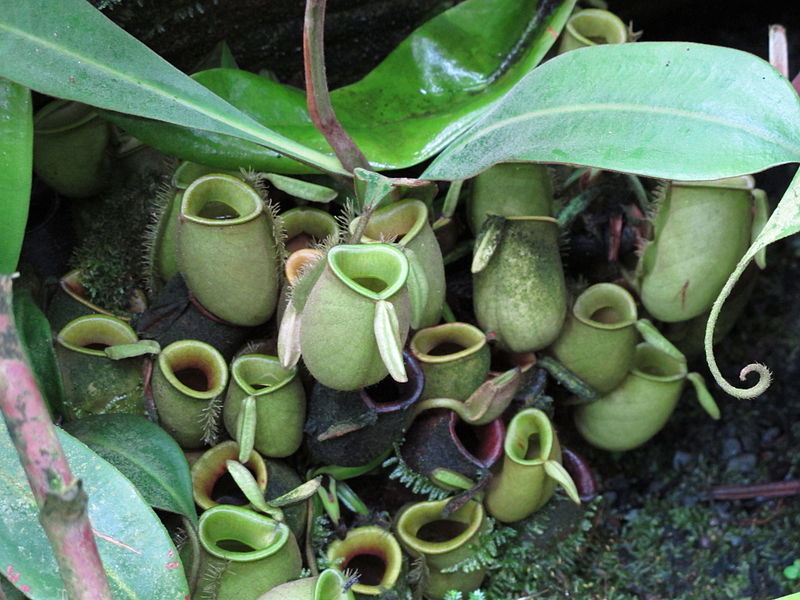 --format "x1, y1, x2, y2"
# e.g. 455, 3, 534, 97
0, 78, 31, 274
107, 0, 577, 173
0, 0, 345, 175
12, 289, 65, 418
62, 414, 197, 526
423, 43, 800, 181
0, 421, 189, 599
